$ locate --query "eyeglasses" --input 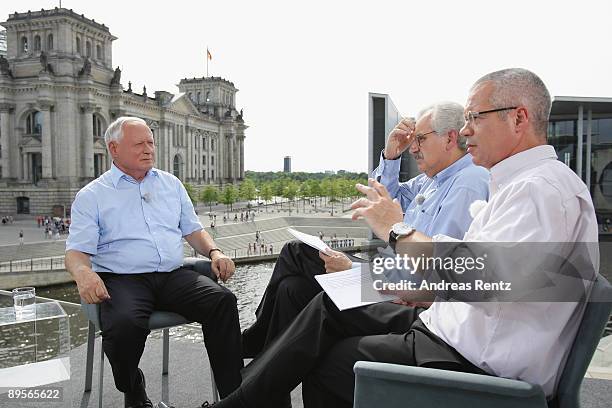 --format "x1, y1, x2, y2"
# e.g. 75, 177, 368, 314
414, 130, 436, 148
464, 107, 518, 125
